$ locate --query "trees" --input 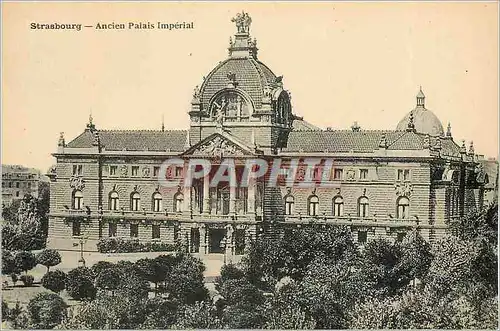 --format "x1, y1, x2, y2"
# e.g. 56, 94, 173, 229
95, 268, 121, 294
36, 249, 62, 273
14, 251, 37, 275
41, 270, 67, 294
27, 292, 67, 329
65, 267, 96, 301
173, 301, 223, 329
2, 195, 46, 251
164, 253, 209, 304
